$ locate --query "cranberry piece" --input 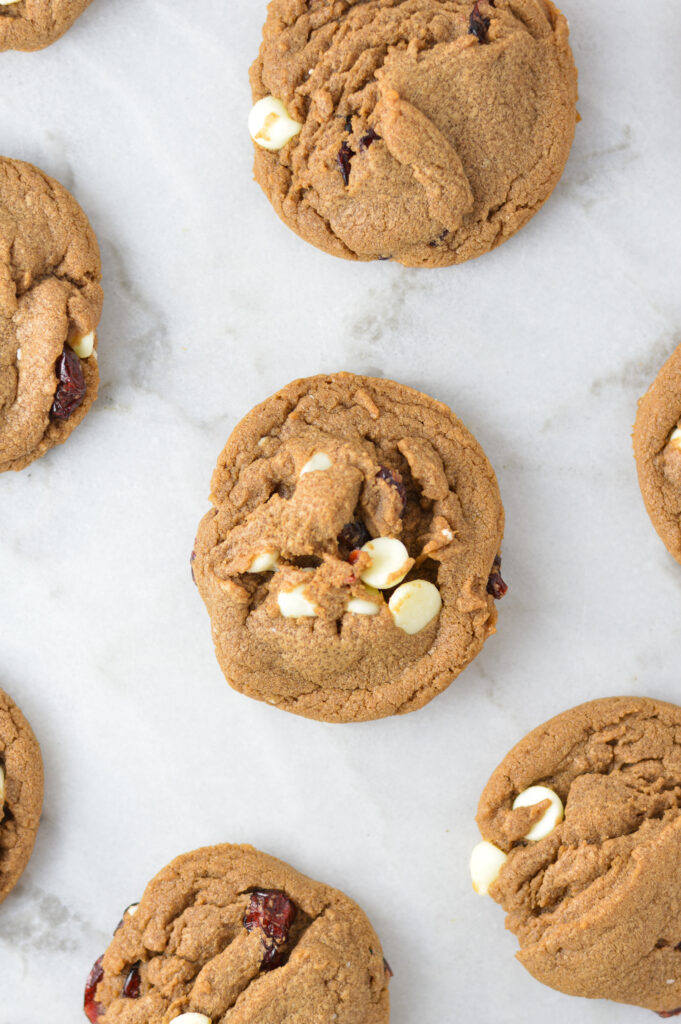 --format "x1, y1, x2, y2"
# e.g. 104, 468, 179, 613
337, 141, 354, 186
469, 2, 491, 43
244, 889, 297, 970
383, 957, 394, 979
429, 228, 450, 248
123, 962, 141, 999
338, 521, 370, 553
348, 549, 362, 567
376, 467, 407, 512
359, 128, 381, 152
51, 345, 87, 420
486, 555, 508, 600
84, 955, 104, 1023
658, 1012, 681, 1019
